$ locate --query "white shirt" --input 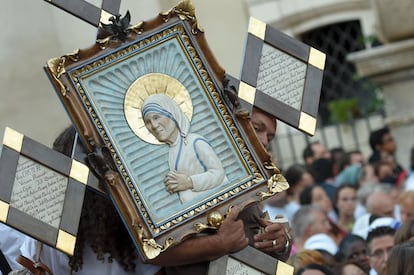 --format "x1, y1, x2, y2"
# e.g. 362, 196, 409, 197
0, 223, 32, 270
20, 238, 161, 275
